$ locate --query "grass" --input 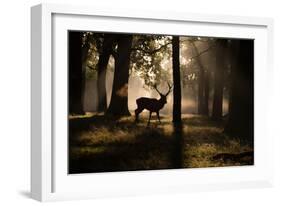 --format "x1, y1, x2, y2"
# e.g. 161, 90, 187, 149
68, 113, 253, 174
